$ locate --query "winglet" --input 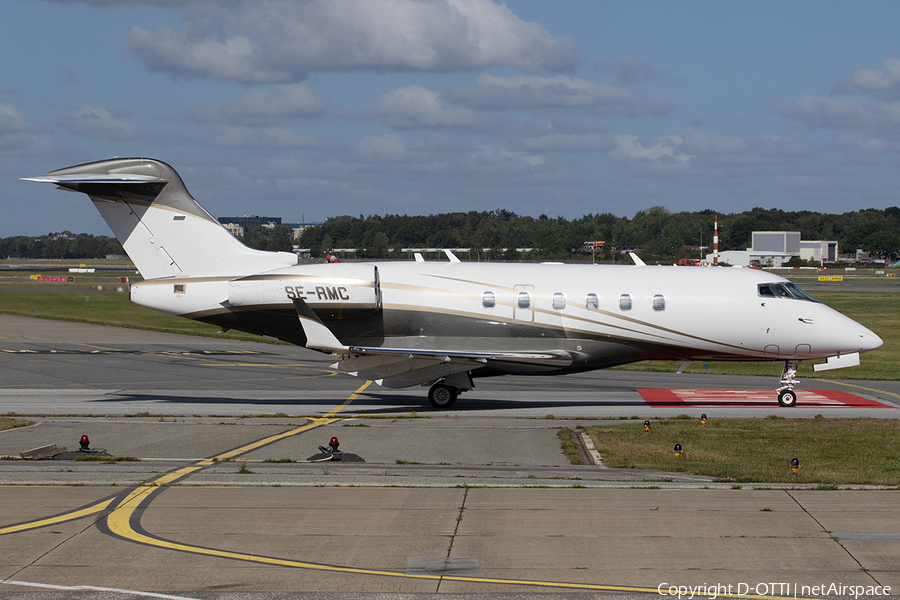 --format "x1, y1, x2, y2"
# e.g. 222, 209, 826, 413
291, 298, 347, 353
629, 252, 646, 266
443, 249, 461, 263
